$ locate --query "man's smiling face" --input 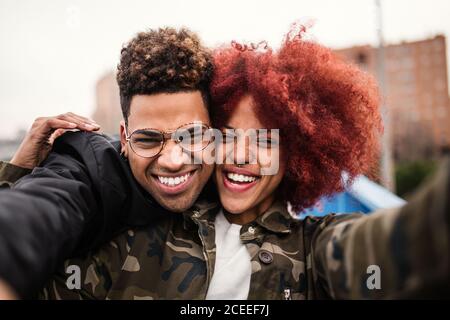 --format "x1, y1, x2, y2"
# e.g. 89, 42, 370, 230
120, 91, 214, 213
